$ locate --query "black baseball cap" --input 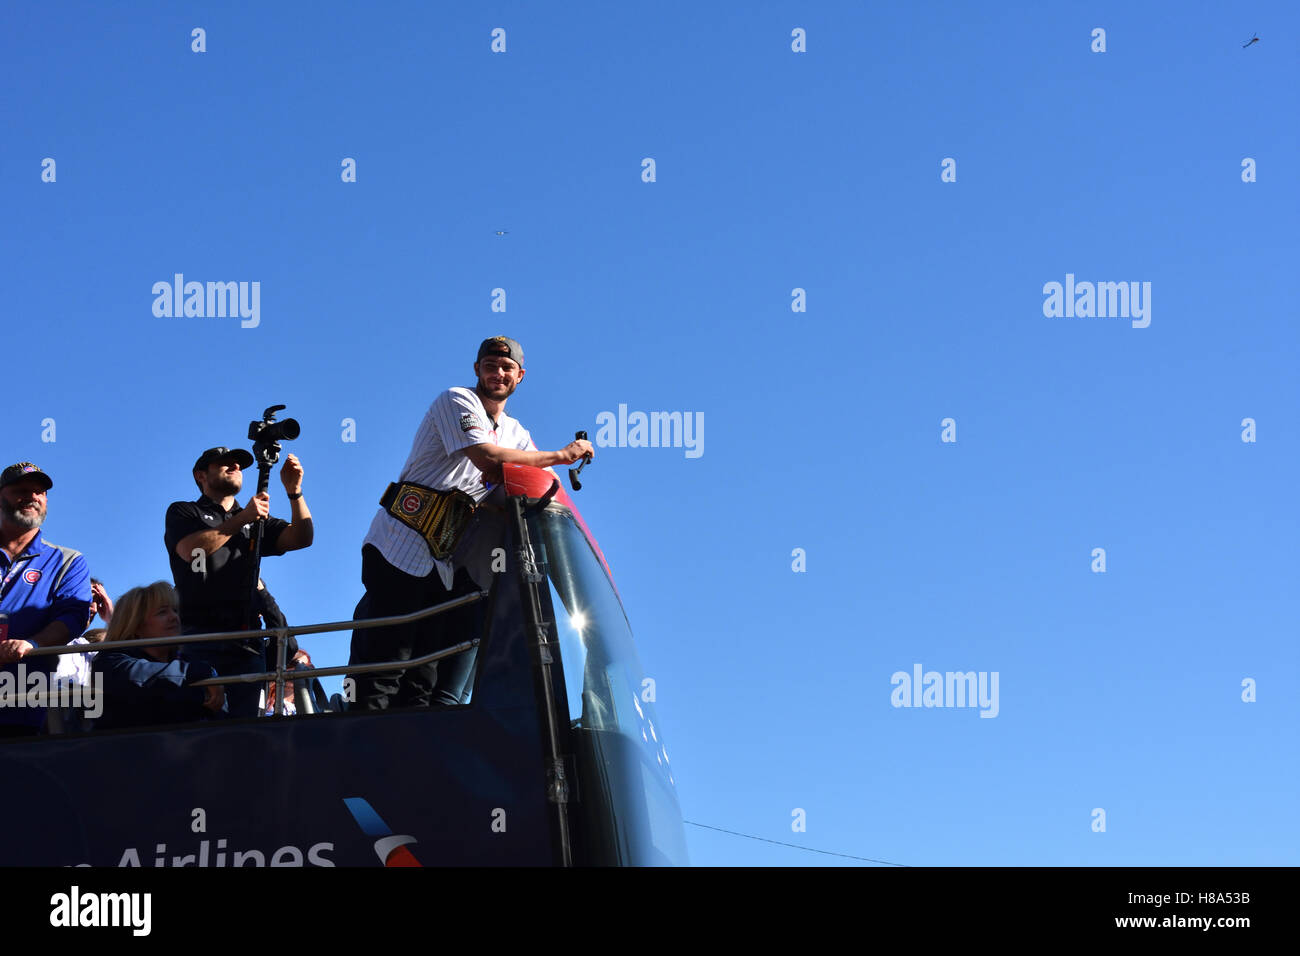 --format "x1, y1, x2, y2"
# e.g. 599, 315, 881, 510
193, 447, 255, 472
0, 462, 53, 491
476, 336, 524, 367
